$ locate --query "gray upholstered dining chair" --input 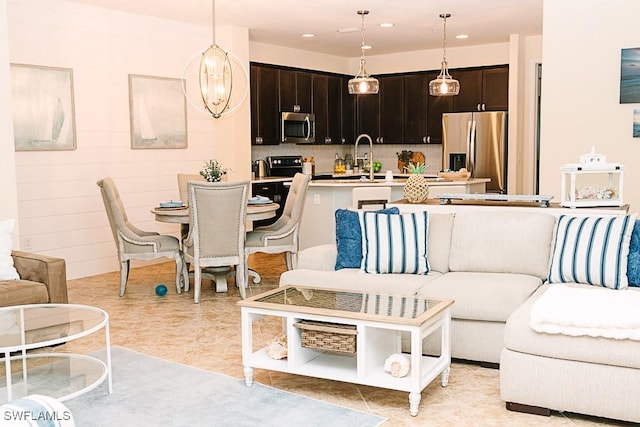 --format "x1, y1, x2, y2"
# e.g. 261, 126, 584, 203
245, 173, 310, 279
183, 180, 250, 303
177, 173, 205, 206
97, 177, 188, 296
